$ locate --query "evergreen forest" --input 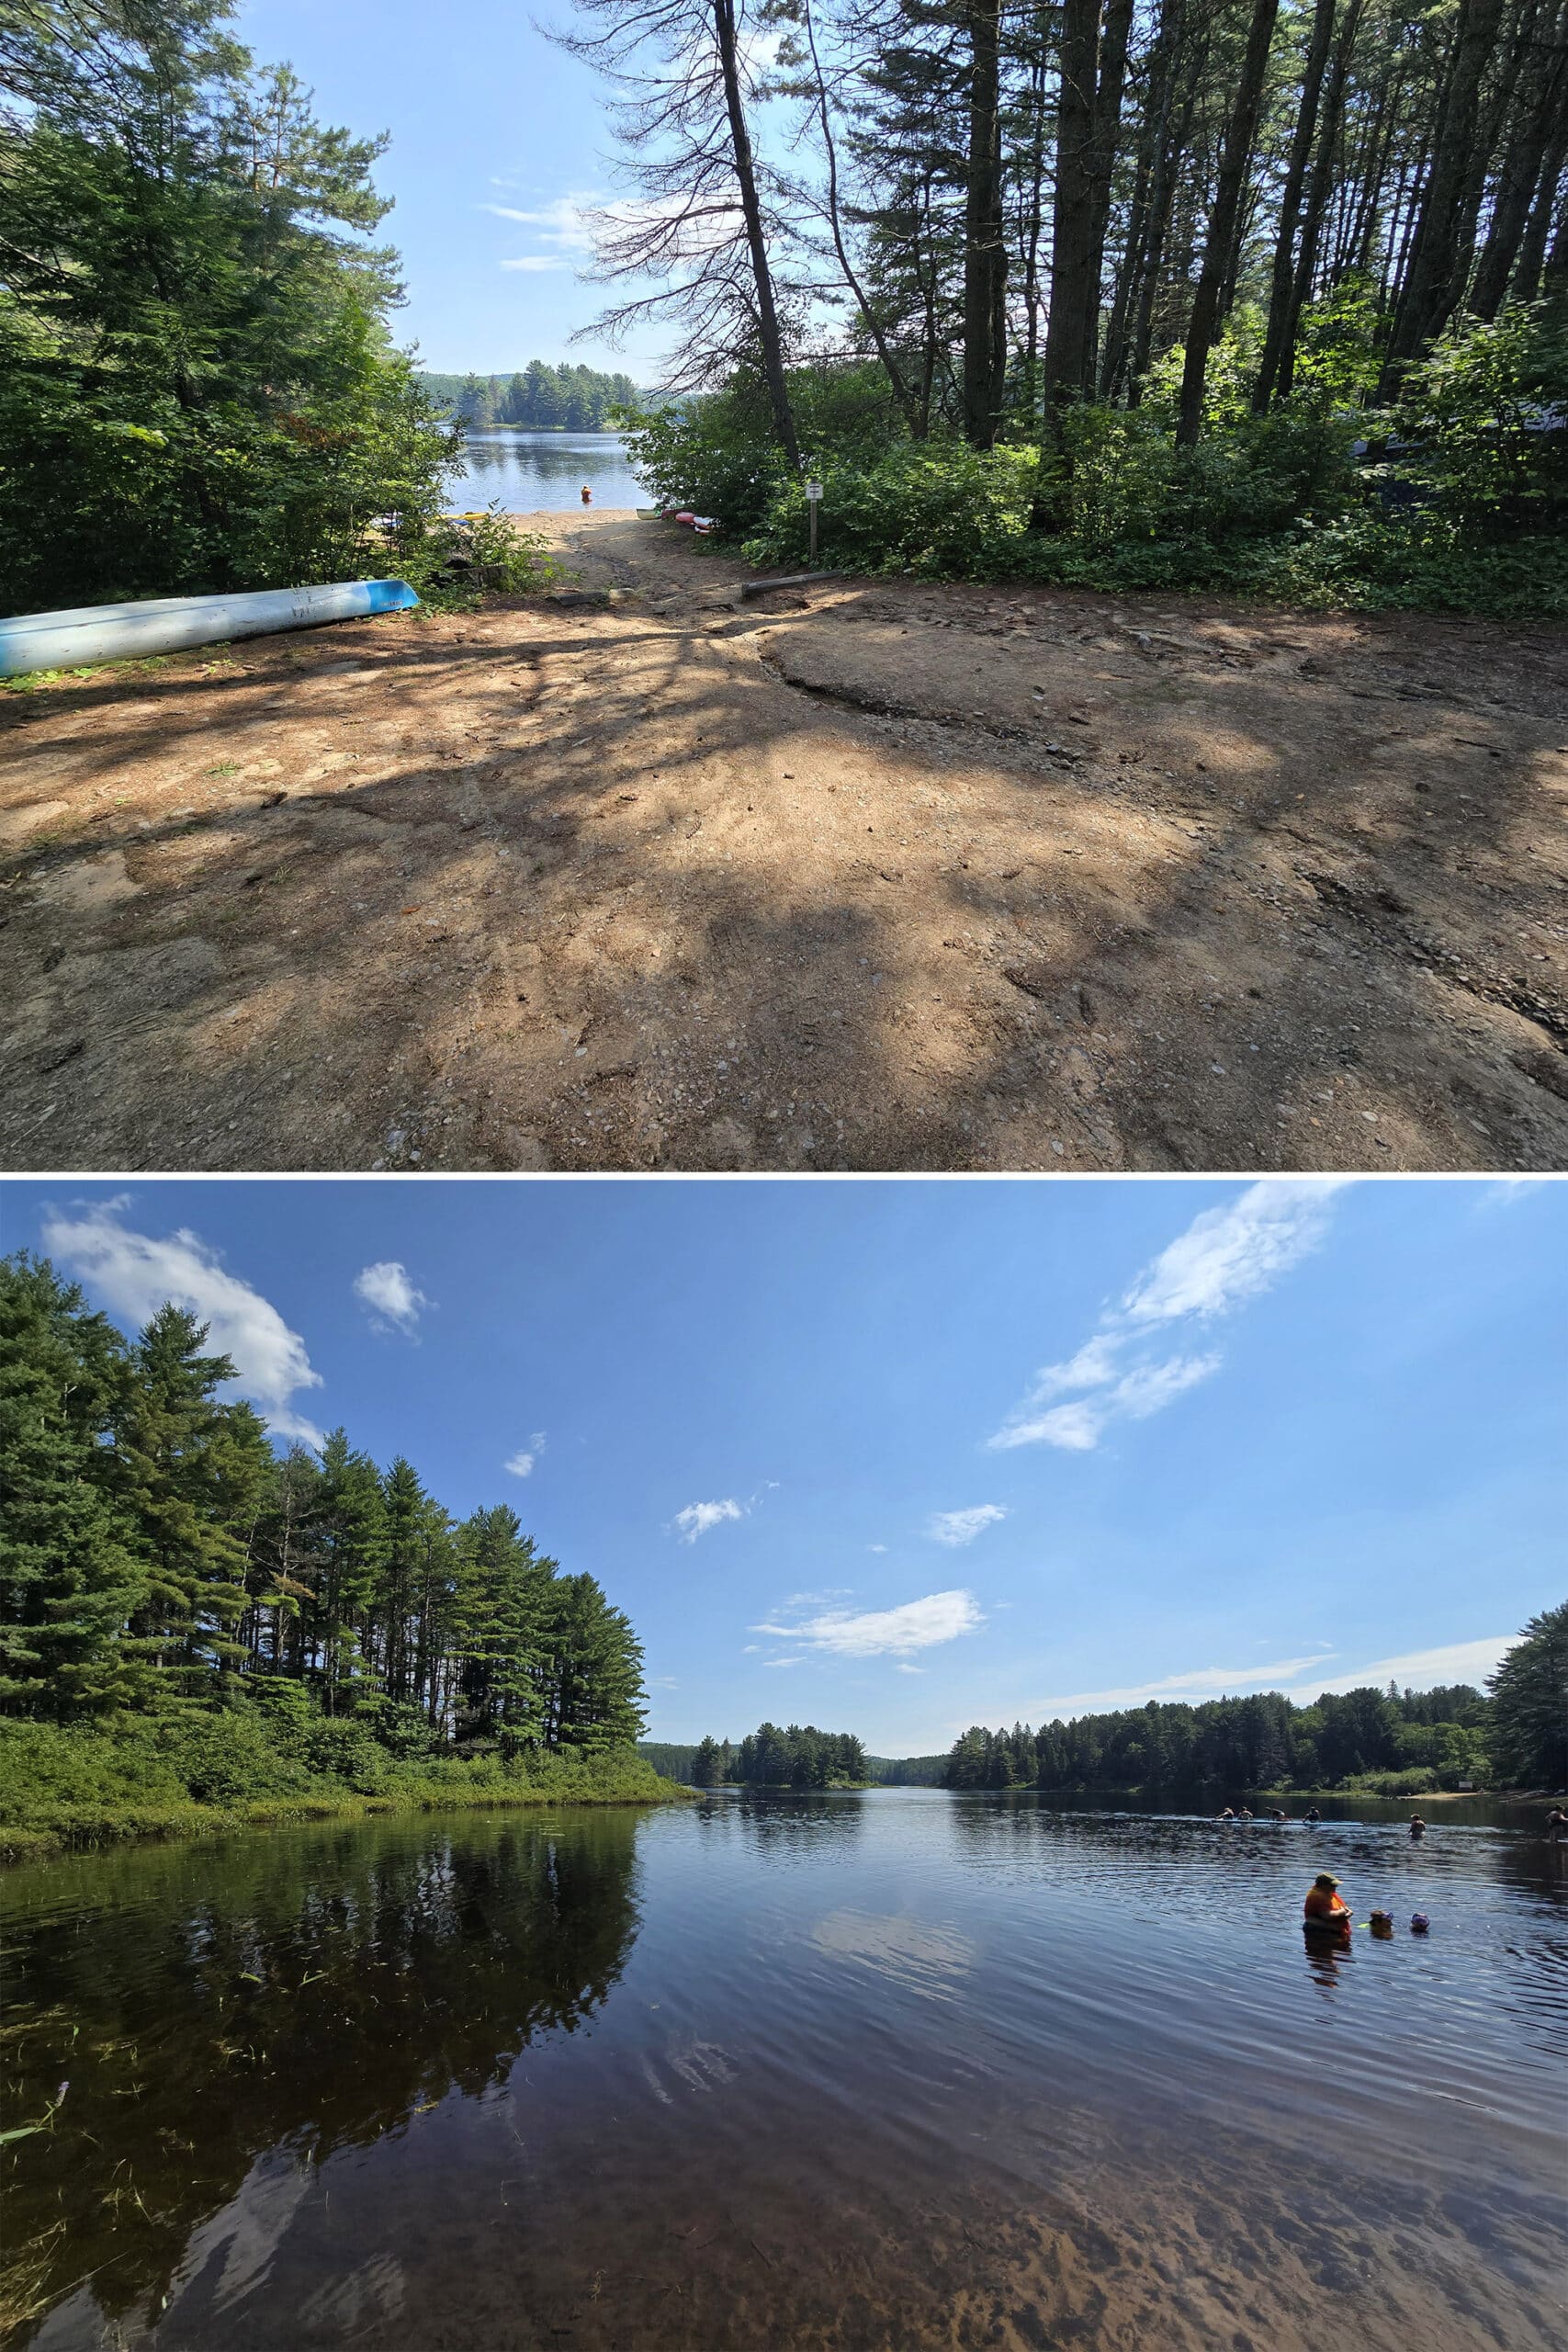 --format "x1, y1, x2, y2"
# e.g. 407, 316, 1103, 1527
564, 0, 1568, 610
416, 362, 642, 430
0, 1254, 668, 1854
0, 1, 465, 611
686, 1723, 872, 1785
942, 1611, 1568, 1794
